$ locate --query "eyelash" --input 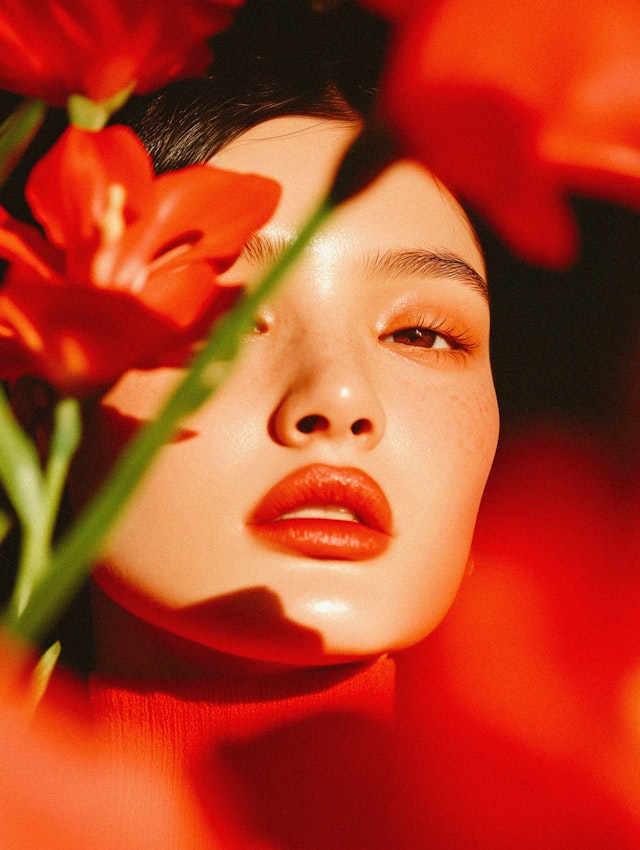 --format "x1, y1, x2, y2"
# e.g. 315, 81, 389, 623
380, 313, 477, 356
